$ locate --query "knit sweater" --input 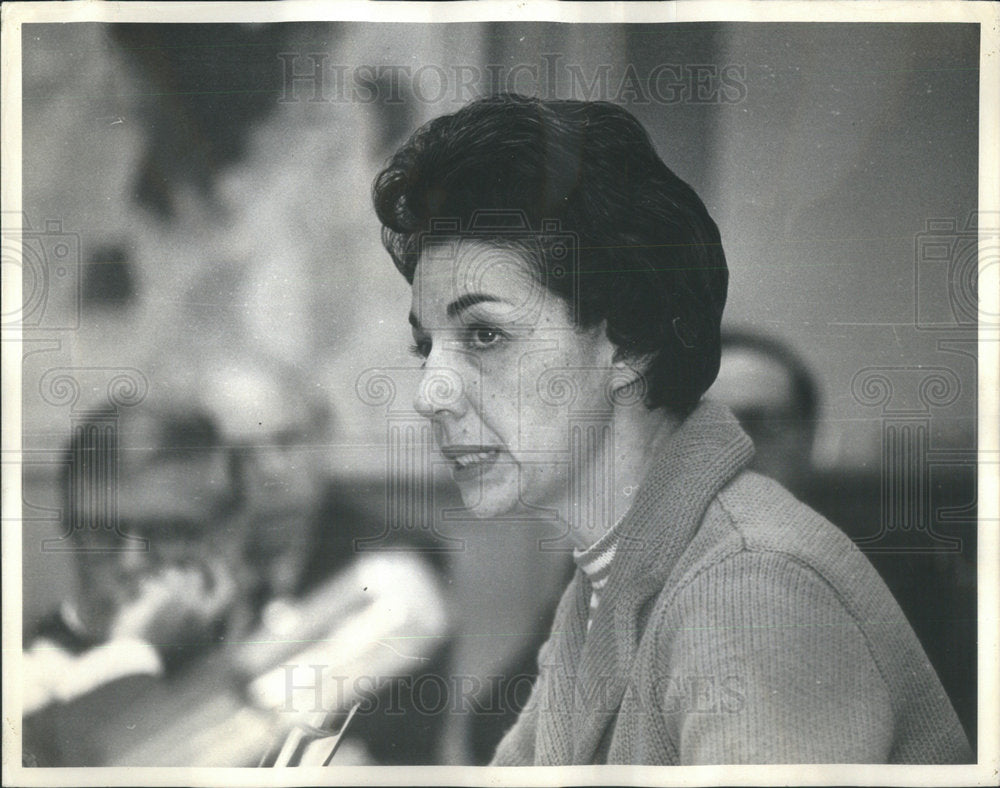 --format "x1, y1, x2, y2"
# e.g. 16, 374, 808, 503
491, 401, 972, 765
